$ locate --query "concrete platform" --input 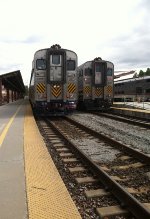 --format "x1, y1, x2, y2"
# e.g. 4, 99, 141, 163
0, 99, 81, 219
112, 102, 150, 120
